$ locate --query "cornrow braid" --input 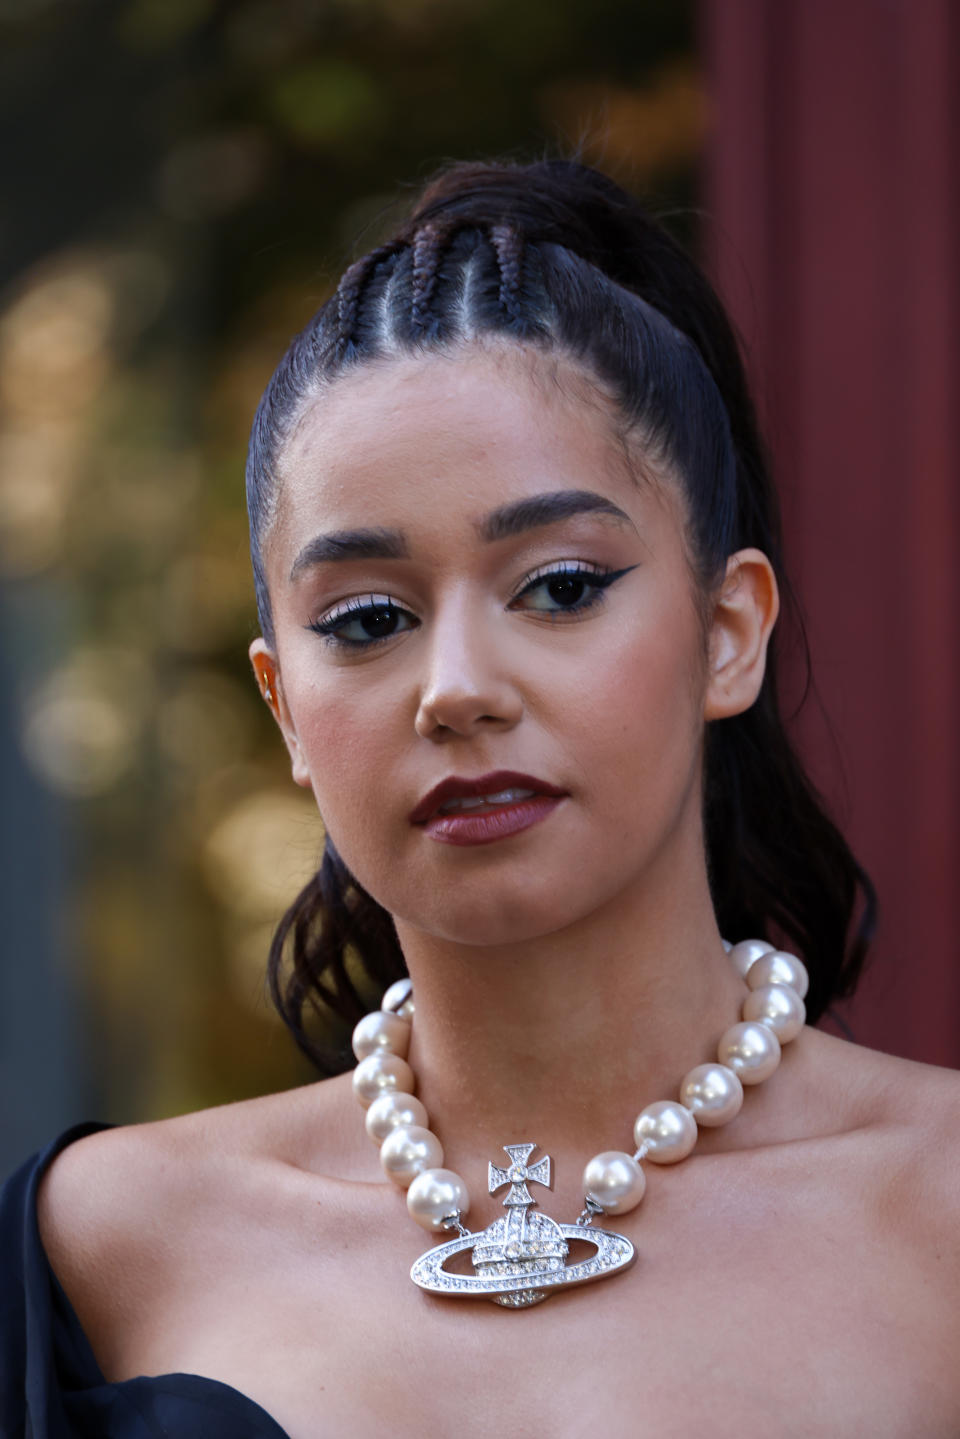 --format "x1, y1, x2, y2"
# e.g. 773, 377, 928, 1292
489, 223, 525, 328
410, 222, 444, 336
335, 241, 403, 358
